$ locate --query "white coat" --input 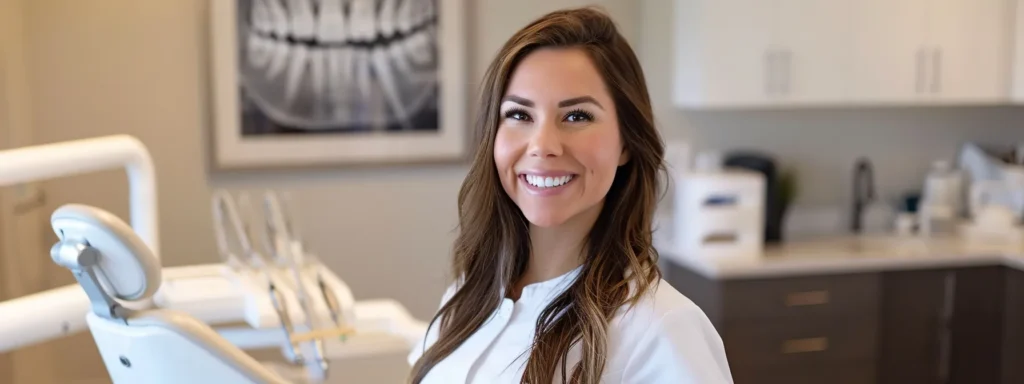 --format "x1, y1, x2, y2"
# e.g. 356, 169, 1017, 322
407, 266, 734, 383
